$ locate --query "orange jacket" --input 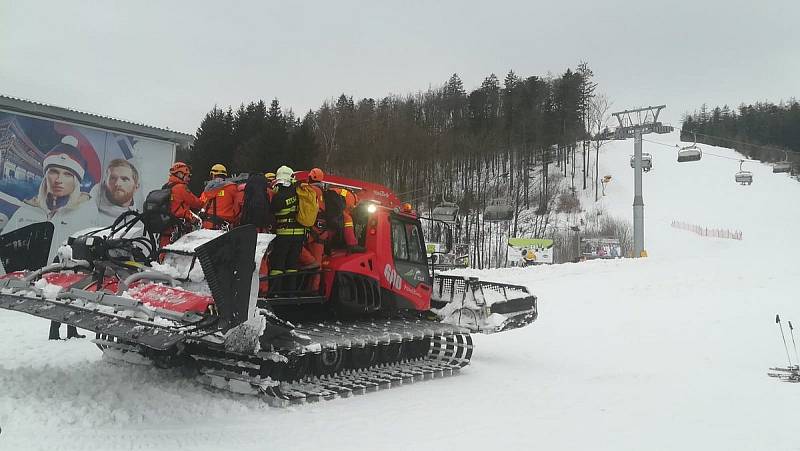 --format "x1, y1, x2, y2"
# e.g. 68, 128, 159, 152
168, 177, 202, 222
236, 182, 246, 220
337, 188, 357, 227
309, 184, 325, 210
199, 180, 240, 225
